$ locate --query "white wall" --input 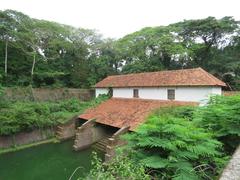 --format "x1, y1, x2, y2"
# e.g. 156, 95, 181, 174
211, 87, 222, 95
139, 87, 166, 100
95, 88, 108, 97
113, 88, 133, 98
175, 87, 213, 104
110, 86, 222, 103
